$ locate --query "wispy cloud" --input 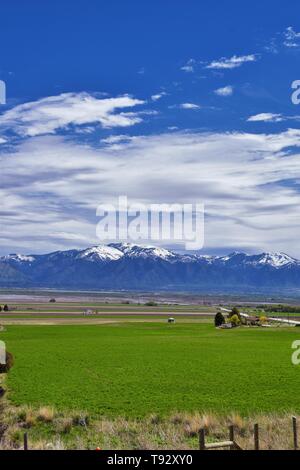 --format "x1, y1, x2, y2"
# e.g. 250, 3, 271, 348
179, 102, 200, 109
151, 92, 167, 101
214, 85, 234, 96
0, 93, 146, 137
248, 113, 284, 123
206, 54, 257, 70
180, 59, 196, 73
2, 129, 300, 254
247, 113, 300, 123
284, 26, 300, 48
